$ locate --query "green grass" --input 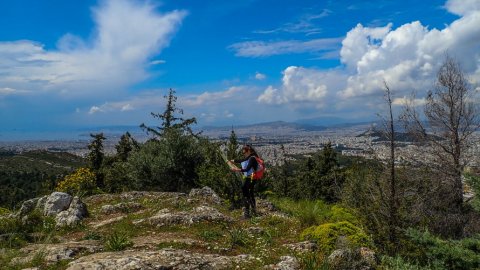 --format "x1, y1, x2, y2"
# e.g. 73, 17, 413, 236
104, 231, 133, 251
